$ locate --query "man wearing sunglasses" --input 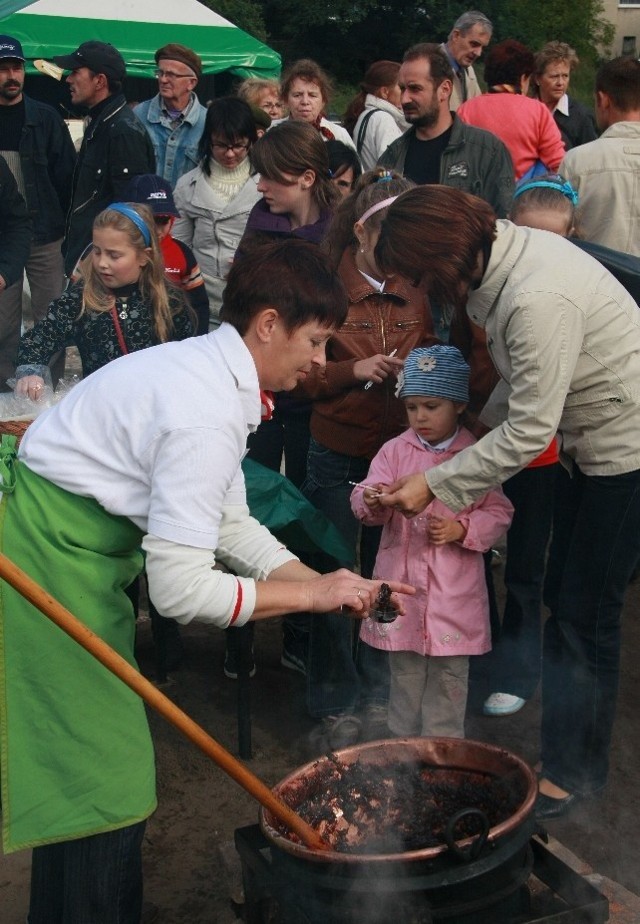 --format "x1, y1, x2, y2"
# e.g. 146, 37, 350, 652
135, 44, 207, 189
